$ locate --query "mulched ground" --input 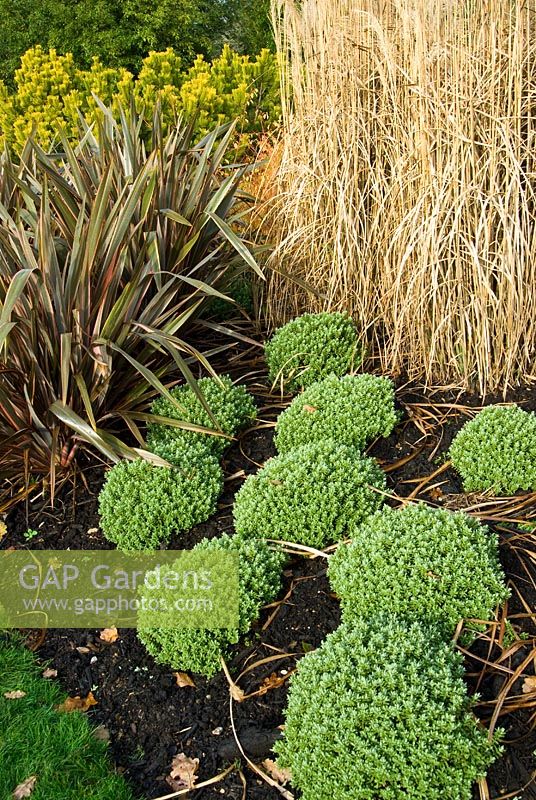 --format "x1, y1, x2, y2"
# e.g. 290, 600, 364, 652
4, 341, 536, 800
